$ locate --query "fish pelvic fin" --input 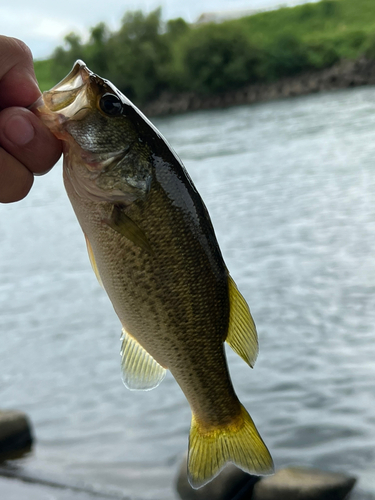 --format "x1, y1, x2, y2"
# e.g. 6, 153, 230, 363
84, 234, 103, 287
121, 328, 166, 391
187, 404, 274, 489
226, 275, 258, 368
